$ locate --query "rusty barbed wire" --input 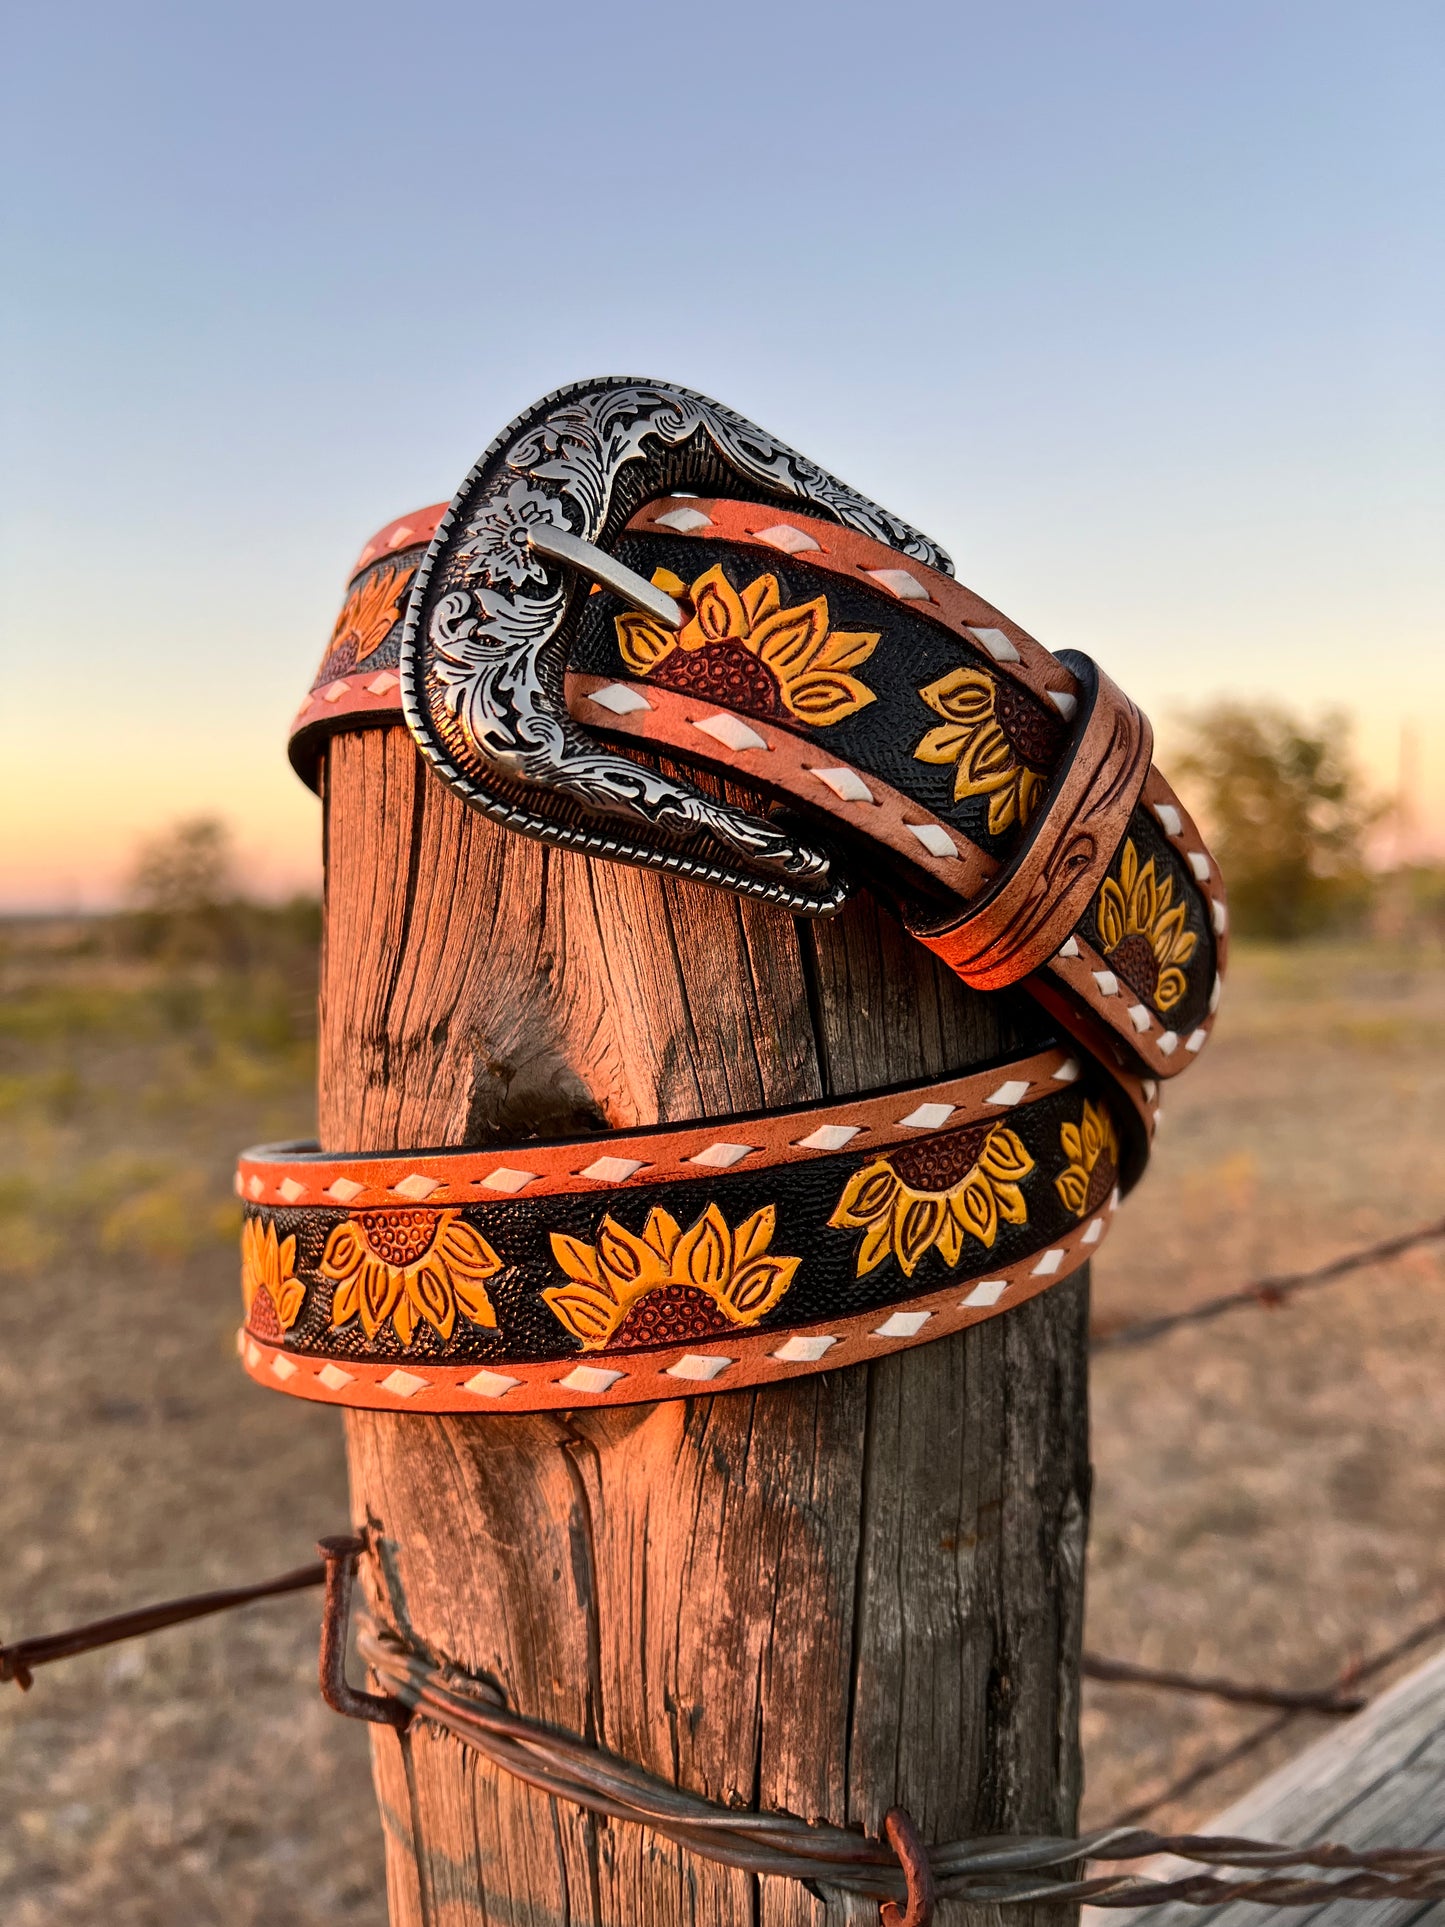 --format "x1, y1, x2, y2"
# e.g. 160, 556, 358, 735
1103, 1601, 1445, 1829
3, 1538, 1443, 1917
6, 1201, 1445, 1913
351, 1620, 1445, 1913
0, 1560, 326, 1690
1080, 1653, 1365, 1716
1091, 1213, 1445, 1351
